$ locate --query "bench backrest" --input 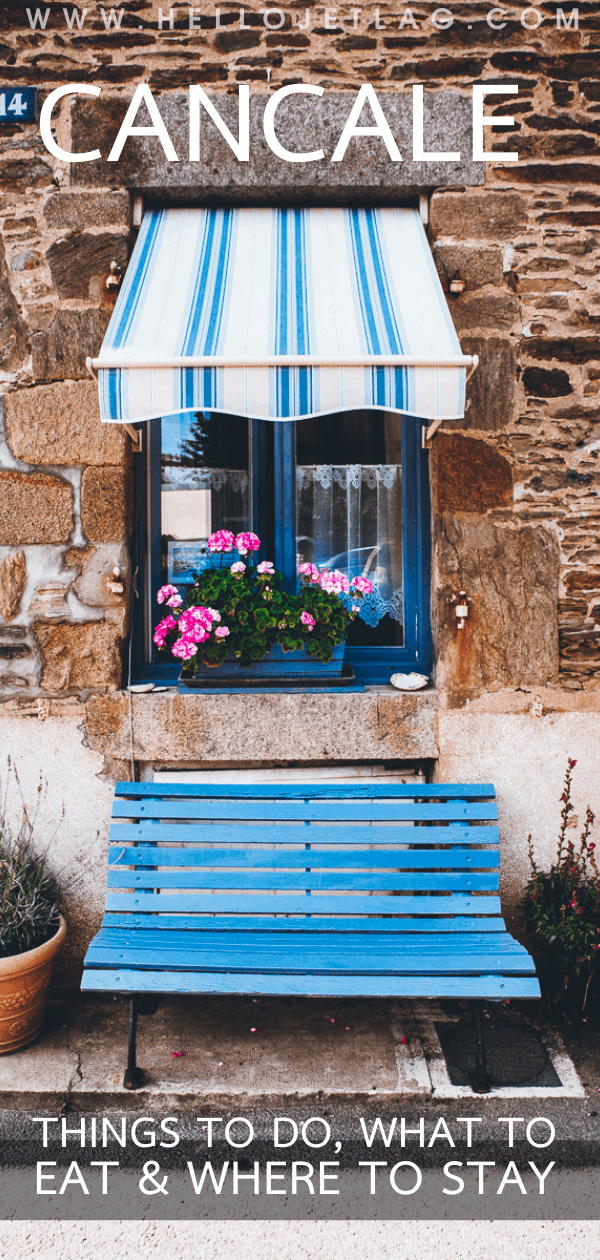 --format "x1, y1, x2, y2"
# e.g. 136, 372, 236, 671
105, 782, 501, 934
